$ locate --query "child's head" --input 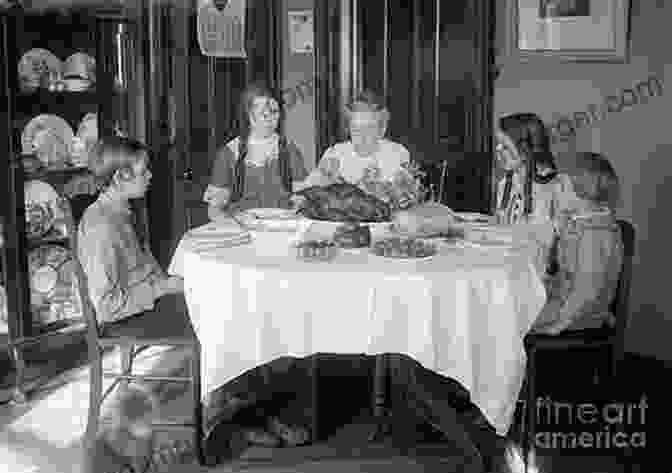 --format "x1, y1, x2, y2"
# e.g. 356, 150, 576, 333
345, 89, 390, 156
571, 152, 621, 209
88, 136, 151, 199
496, 113, 550, 172
239, 81, 283, 139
